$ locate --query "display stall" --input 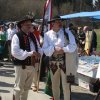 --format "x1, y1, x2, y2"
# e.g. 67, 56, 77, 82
77, 55, 100, 90
60, 10, 100, 90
